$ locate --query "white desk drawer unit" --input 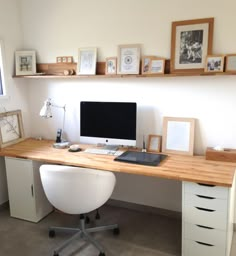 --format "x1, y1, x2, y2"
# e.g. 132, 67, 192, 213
182, 181, 235, 256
